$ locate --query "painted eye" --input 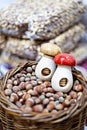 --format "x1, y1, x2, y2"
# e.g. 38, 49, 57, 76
41, 68, 51, 76
59, 78, 68, 87
35, 56, 56, 81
